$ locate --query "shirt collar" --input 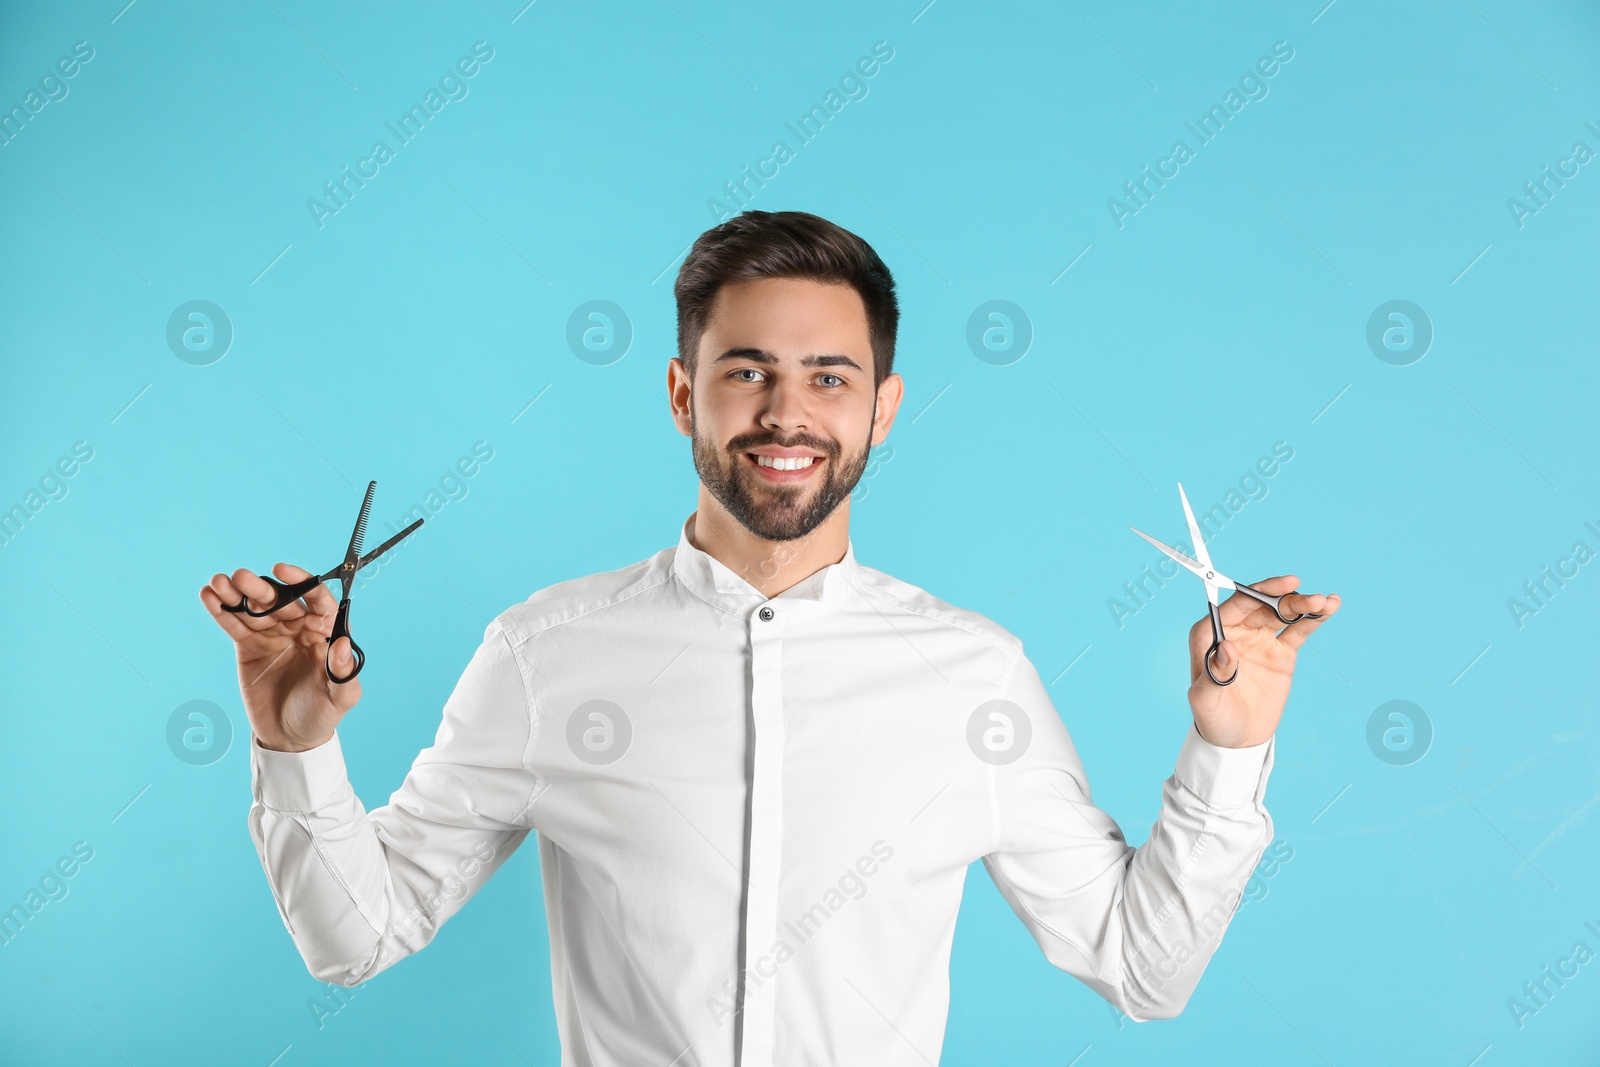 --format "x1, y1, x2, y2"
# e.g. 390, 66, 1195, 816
671, 511, 858, 609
